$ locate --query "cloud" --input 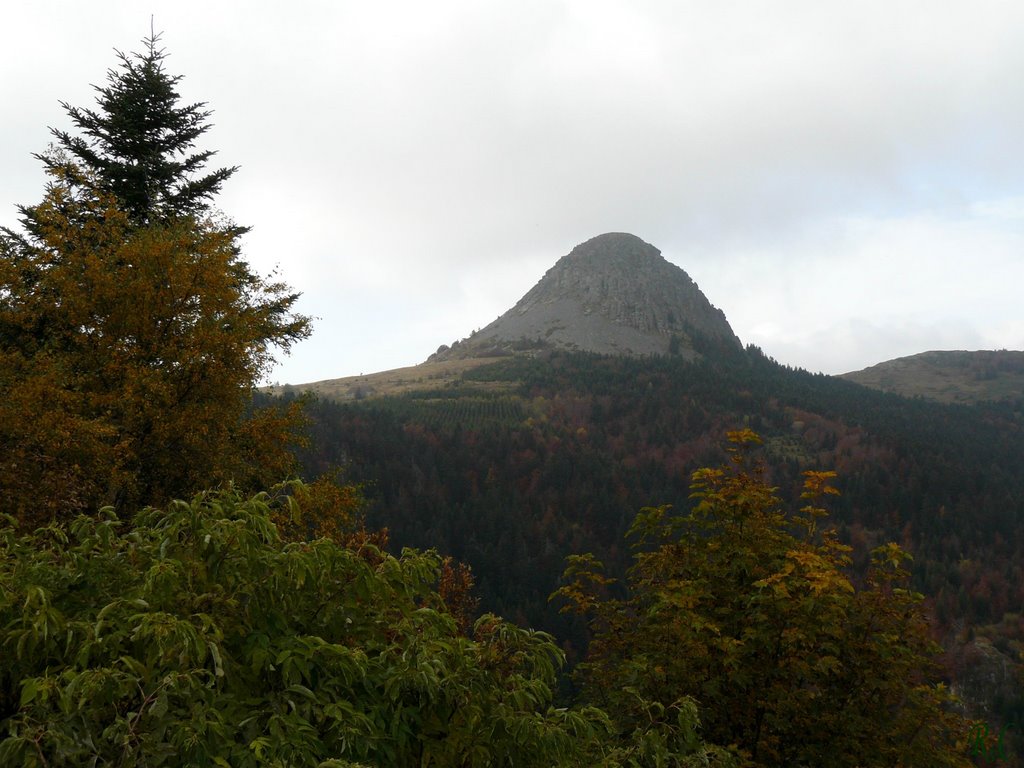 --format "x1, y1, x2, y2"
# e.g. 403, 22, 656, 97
693, 203, 1024, 373
3, 1, 1024, 383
